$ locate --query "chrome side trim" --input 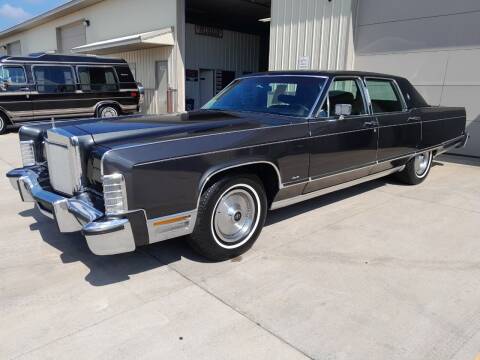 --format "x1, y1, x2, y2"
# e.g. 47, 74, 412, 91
271, 165, 405, 210
147, 210, 198, 244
